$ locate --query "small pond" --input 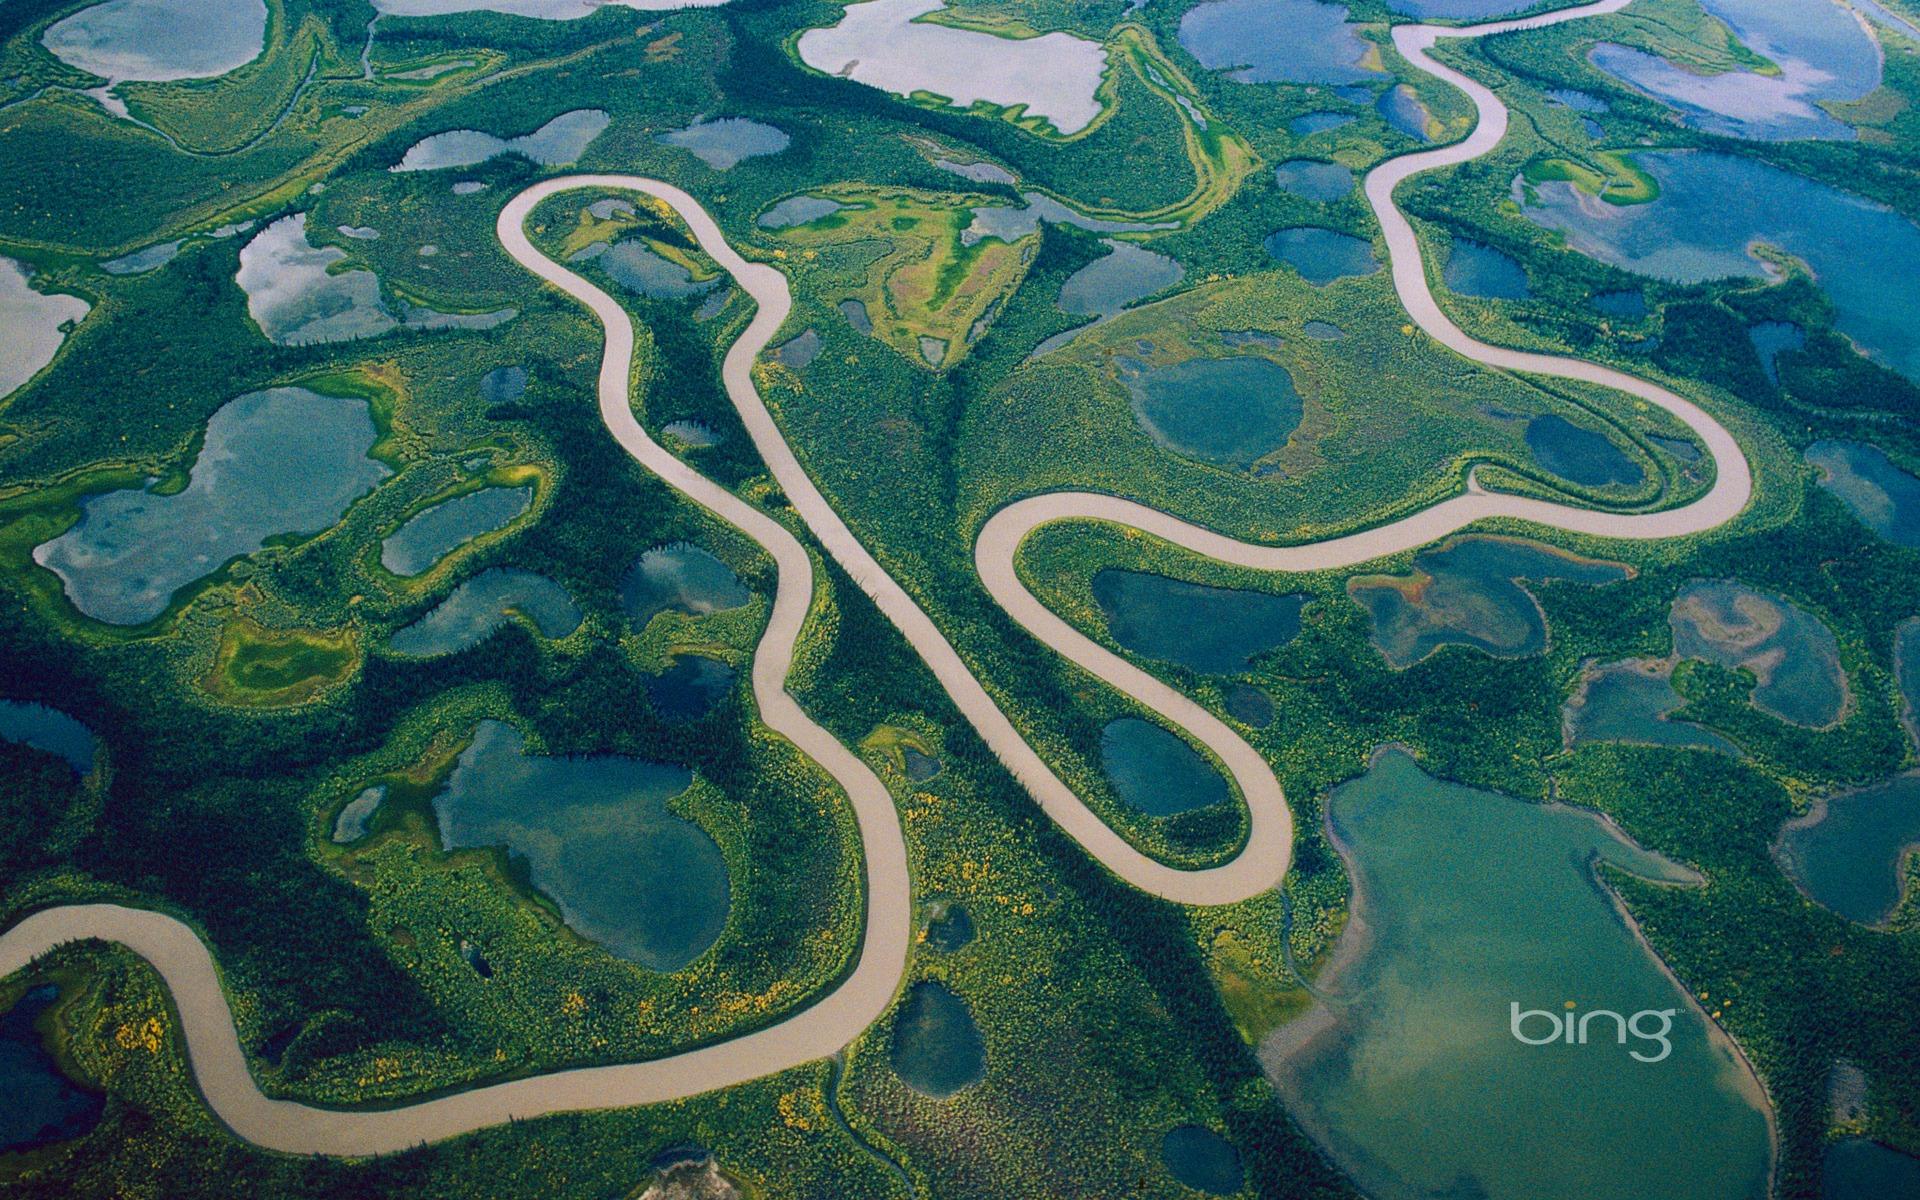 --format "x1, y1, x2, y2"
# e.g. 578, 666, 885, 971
889, 980, 986, 1097
1263, 227, 1377, 284
35, 388, 390, 625
389, 568, 580, 656
1806, 440, 1920, 549
1525, 413, 1643, 488
1821, 1138, 1920, 1200
1093, 568, 1305, 673
1290, 112, 1355, 136
656, 118, 789, 170
1274, 159, 1353, 202
758, 195, 846, 230
1099, 717, 1229, 817
0, 702, 98, 776
1748, 321, 1804, 386
436, 720, 728, 972
1225, 684, 1274, 728
924, 901, 973, 952
1058, 240, 1184, 319
645, 654, 736, 722
0, 986, 102, 1154
623, 543, 750, 626
1778, 774, 1920, 927
480, 366, 527, 404
1350, 536, 1629, 669
1445, 240, 1530, 300
1669, 579, 1847, 728
381, 486, 534, 577
331, 785, 385, 843
588, 241, 720, 300
1120, 355, 1303, 469
393, 109, 609, 171
1377, 85, 1433, 141
1160, 1125, 1243, 1195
